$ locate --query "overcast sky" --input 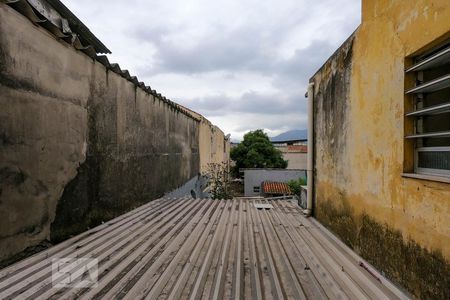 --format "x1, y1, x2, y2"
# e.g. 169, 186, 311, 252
64, 0, 361, 141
